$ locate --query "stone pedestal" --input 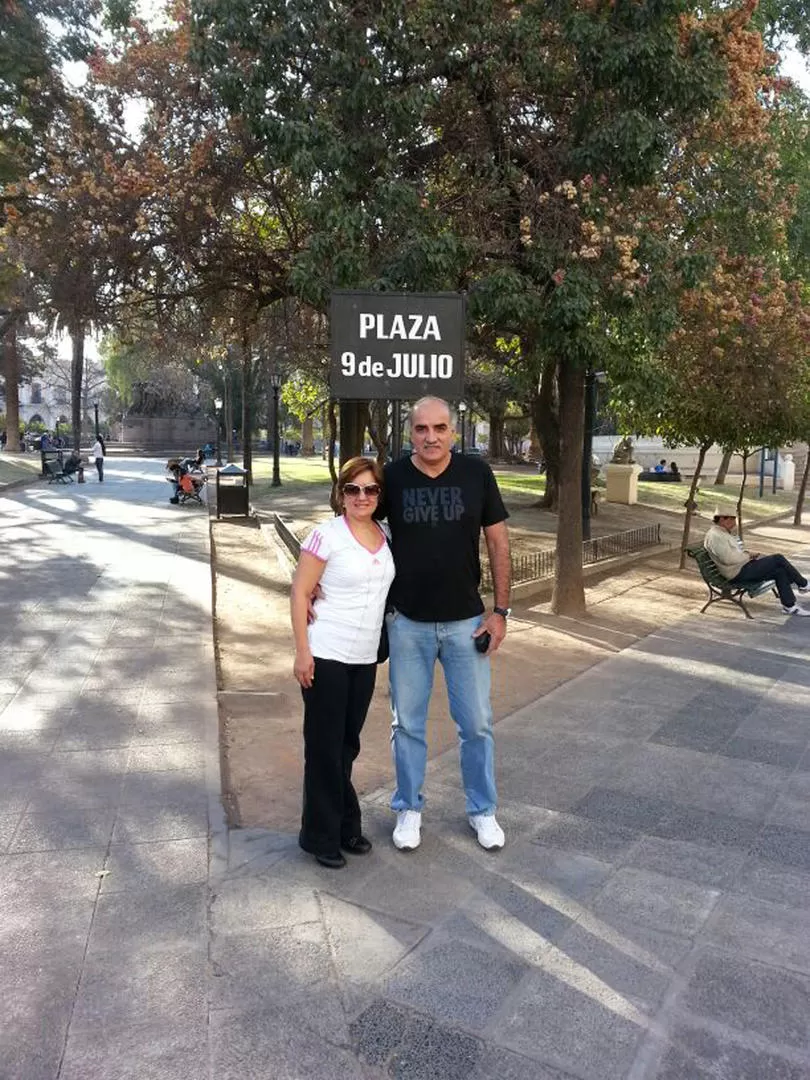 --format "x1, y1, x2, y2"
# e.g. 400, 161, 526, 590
605, 463, 640, 505
780, 455, 795, 493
